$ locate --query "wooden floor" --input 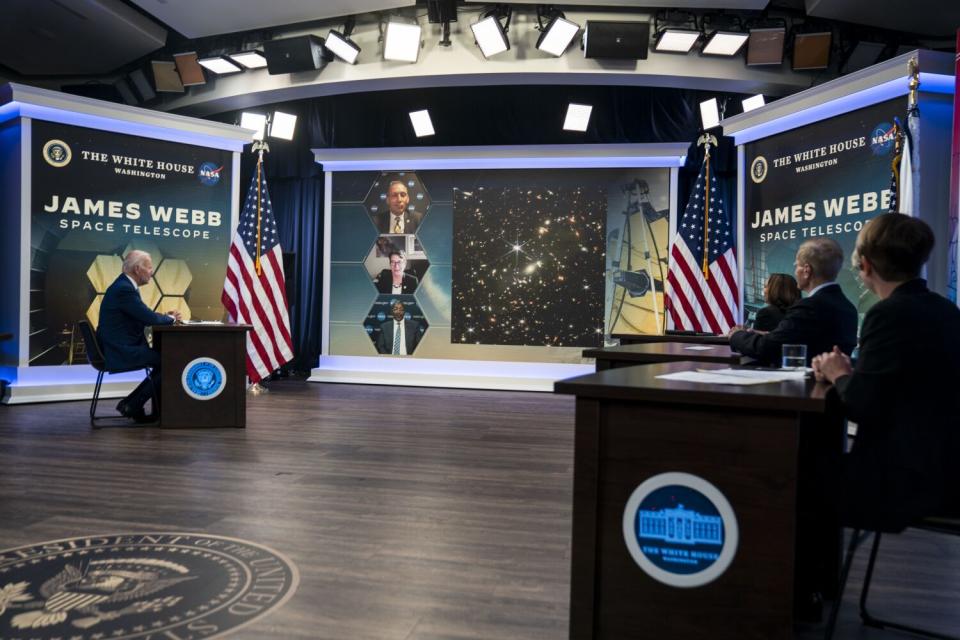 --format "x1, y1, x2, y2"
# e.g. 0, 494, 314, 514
1, 381, 958, 639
